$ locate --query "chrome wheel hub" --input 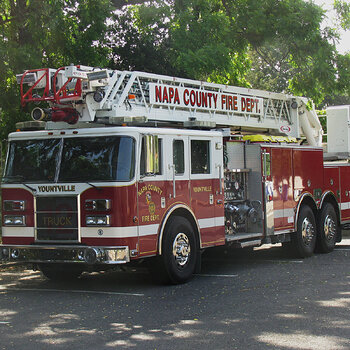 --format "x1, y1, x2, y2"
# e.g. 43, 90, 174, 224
301, 217, 315, 245
324, 215, 336, 241
173, 233, 191, 267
